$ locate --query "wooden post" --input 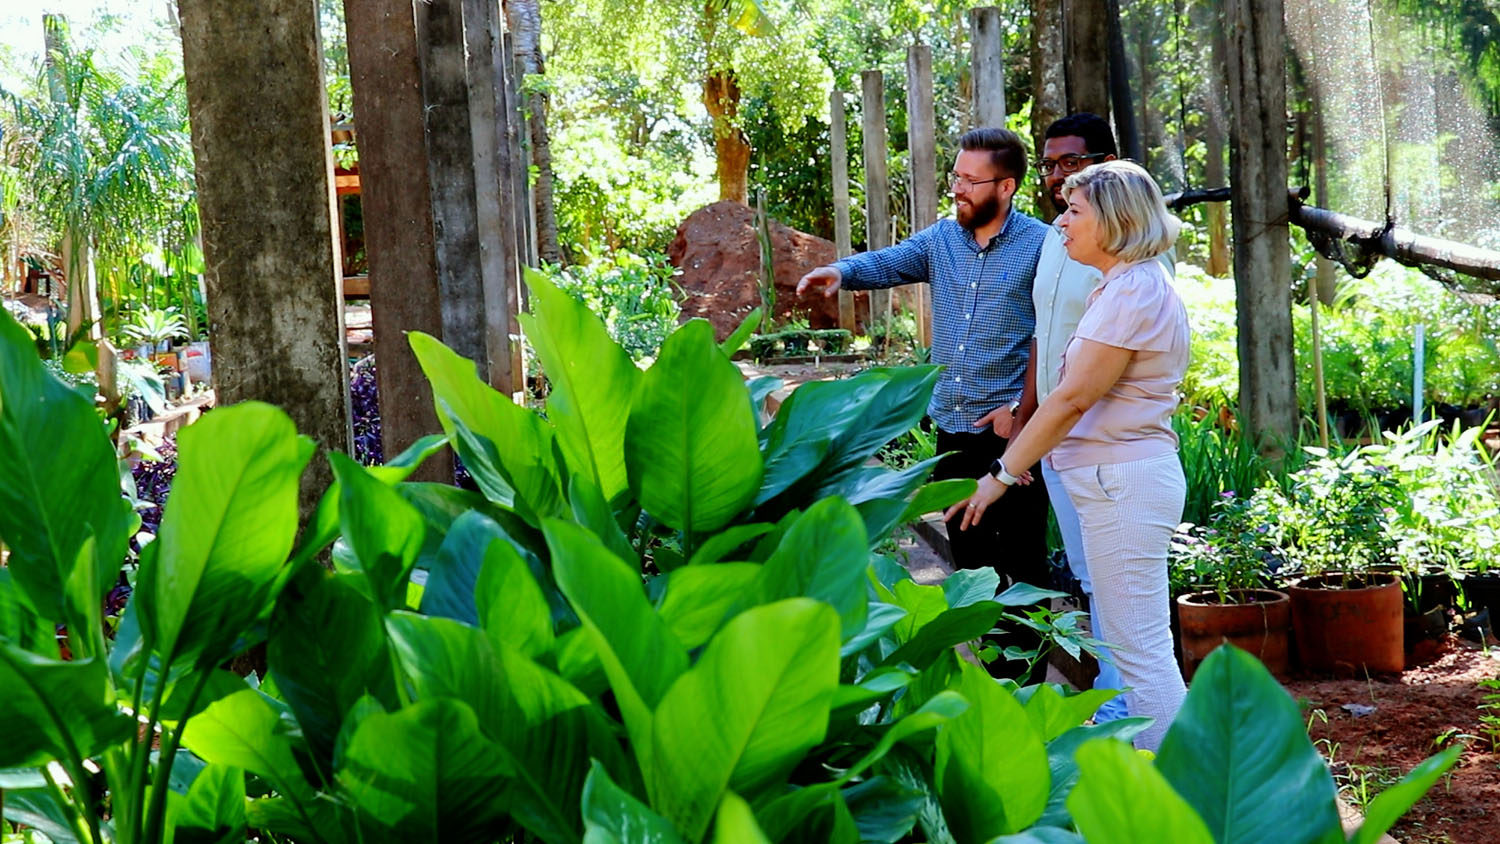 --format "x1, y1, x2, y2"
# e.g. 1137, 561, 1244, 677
1225, 0, 1297, 446
907, 44, 937, 349
177, 0, 353, 513
1030, 0, 1066, 220
344, 0, 453, 480
970, 7, 1006, 128
829, 90, 856, 332
1205, 0, 1231, 276
1064, 0, 1110, 117
460, 0, 521, 398
861, 70, 891, 333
